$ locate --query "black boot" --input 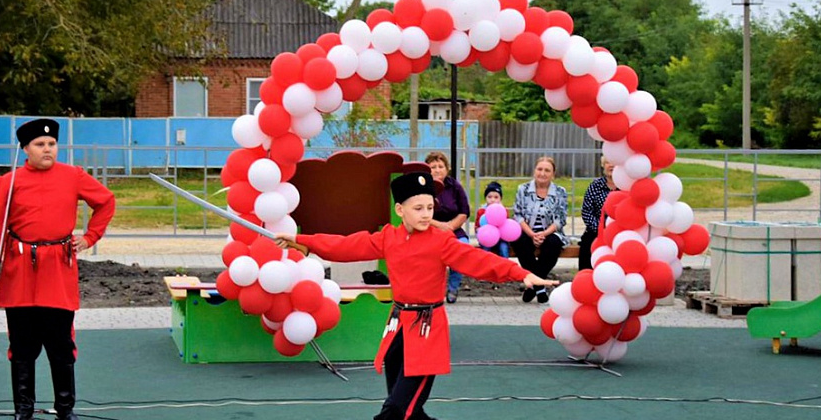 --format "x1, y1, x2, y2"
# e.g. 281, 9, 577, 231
11, 360, 35, 420
51, 362, 79, 420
